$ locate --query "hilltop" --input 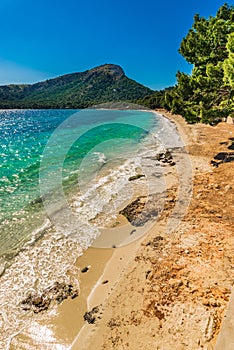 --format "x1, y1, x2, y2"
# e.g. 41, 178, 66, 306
0, 64, 154, 109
